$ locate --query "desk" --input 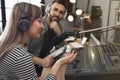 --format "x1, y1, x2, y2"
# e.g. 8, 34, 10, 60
41, 38, 93, 80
